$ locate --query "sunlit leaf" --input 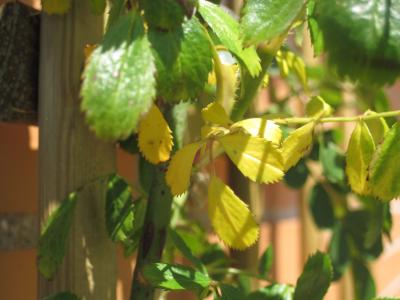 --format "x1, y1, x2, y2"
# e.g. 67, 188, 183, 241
281, 122, 315, 171
166, 142, 203, 195
138, 105, 173, 164
143, 262, 211, 292
38, 193, 77, 279
231, 119, 282, 145
294, 251, 332, 300
364, 111, 389, 145
201, 102, 232, 127
346, 121, 375, 195
81, 12, 156, 140
208, 176, 259, 250
218, 132, 284, 184
198, 0, 261, 76
42, 0, 71, 14
306, 96, 332, 118
370, 122, 400, 200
